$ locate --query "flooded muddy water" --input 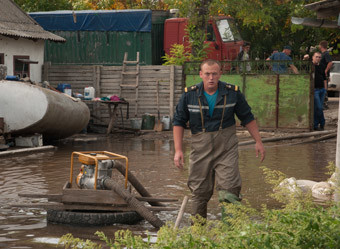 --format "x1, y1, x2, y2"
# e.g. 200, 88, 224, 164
0, 135, 337, 248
